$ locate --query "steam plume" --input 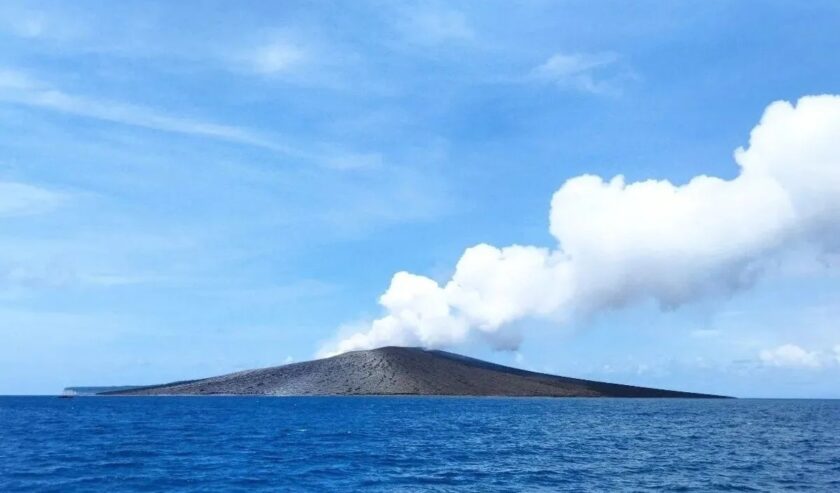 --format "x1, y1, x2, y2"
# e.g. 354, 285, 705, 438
322, 95, 840, 356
